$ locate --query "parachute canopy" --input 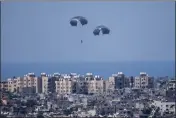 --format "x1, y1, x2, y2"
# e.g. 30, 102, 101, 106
93, 25, 110, 36
70, 16, 88, 26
